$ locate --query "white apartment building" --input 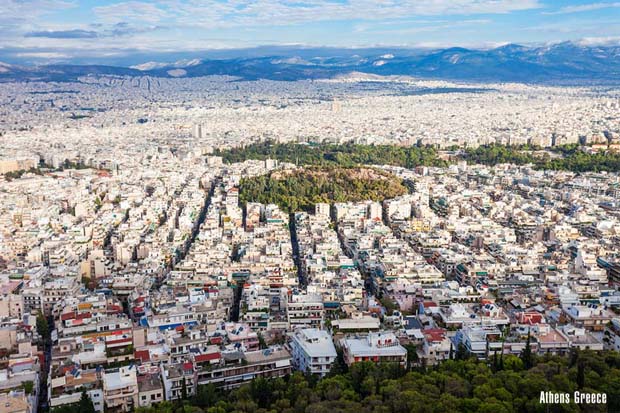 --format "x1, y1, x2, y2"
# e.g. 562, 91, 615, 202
102, 366, 138, 412
290, 328, 337, 377
341, 332, 407, 367
286, 293, 324, 330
